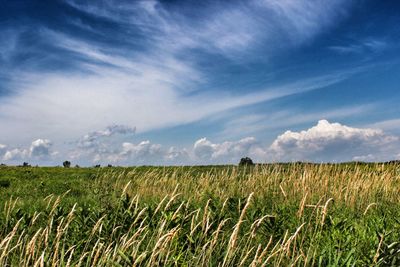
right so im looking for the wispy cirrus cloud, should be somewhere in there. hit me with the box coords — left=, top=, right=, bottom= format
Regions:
left=1, top=69, right=356, bottom=145
left=65, top=0, right=352, bottom=57
left=329, top=39, right=388, bottom=55
left=367, top=118, right=400, bottom=133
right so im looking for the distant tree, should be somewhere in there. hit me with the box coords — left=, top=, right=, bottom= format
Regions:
left=239, top=157, right=255, bottom=166
left=63, top=161, right=71, bottom=168
left=94, top=164, right=101, bottom=168
left=107, top=164, right=113, bottom=167
left=75, top=164, right=80, bottom=168
left=22, top=162, right=30, bottom=167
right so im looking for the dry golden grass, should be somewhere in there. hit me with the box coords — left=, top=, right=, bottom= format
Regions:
left=122, top=164, right=400, bottom=211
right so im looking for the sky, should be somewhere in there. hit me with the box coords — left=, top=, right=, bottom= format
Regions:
left=0, top=0, right=399, bottom=166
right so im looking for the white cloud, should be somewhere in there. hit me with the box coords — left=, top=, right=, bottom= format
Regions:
left=2, top=139, right=55, bottom=163
left=74, top=136, right=265, bottom=165
left=88, top=140, right=190, bottom=165
left=29, top=139, right=53, bottom=158
left=69, top=129, right=267, bottom=165
left=193, top=137, right=266, bottom=163
left=70, top=125, right=190, bottom=165
left=352, top=154, right=376, bottom=162
left=217, top=104, right=374, bottom=140
left=55, top=120, right=400, bottom=165
left=256, top=0, right=351, bottom=44
left=193, top=138, right=214, bottom=160
left=367, top=118, right=400, bottom=133
left=0, top=61, right=355, bottom=146
left=66, top=0, right=351, bottom=57
left=269, top=120, right=399, bottom=162
left=108, top=141, right=190, bottom=165
left=120, top=141, right=162, bottom=159
left=329, top=39, right=388, bottom=55
left=164, top=147, right=189, bottom=162
left=78, top=124, right=136, bottom=149
left=3, top=148, right=28, bottom=161
left=70, top=124, right=137, bottom=164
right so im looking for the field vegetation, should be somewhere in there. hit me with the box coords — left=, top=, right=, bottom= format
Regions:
left=1, top=163, right=400, bottom=266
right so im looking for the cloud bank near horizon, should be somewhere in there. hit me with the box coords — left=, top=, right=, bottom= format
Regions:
left=1, top=120, right=399, bottom=166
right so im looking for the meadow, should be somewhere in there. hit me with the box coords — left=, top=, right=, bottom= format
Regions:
left=0, top=163, right=400, bottom=266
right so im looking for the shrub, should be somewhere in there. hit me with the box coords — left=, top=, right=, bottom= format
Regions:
left=63, top=161, right=71, bottom=168
left=239, top=157, right=254, bottom=166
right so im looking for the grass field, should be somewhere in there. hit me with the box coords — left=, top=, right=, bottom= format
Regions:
left=1, top=163, right=400, bottom=266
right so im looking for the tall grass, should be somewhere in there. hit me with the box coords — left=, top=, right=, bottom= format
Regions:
left=1, top=163, right=400, bottom=266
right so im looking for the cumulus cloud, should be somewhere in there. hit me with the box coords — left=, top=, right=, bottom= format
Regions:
left=164, top=147, right=190, bottom=162
left=30, top=139, right=52, bottom=158
left=78, top=124, right=136, bottom=149
left=2, top=139, right=55, bottom=162
left=70, top=125, right=137, bottom=163
left=74, top=136, right=266, bottom=165
left=3, top=148, right=28, bottom=161
left=71, top=130, right=267, bottom=165
left=120, top=141, right=162, bottom=160
left=89, top=125, right=136, bottom=138
left=193, top=137, right=266, bottom=163
left=87, top=140, right=190, bottom=165
left=269, top=120, right=399, bottom=162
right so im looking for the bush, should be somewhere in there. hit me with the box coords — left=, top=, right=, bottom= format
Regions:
left=239, top=157, right=254, bottom=166
left=63, top=161, right=71, bottom=168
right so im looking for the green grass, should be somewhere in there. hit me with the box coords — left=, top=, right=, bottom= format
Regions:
left=0, top=163, right=400, bottom=266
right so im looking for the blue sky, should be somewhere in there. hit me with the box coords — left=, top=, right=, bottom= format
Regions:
left=0, top=0, right=399, bottom=165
